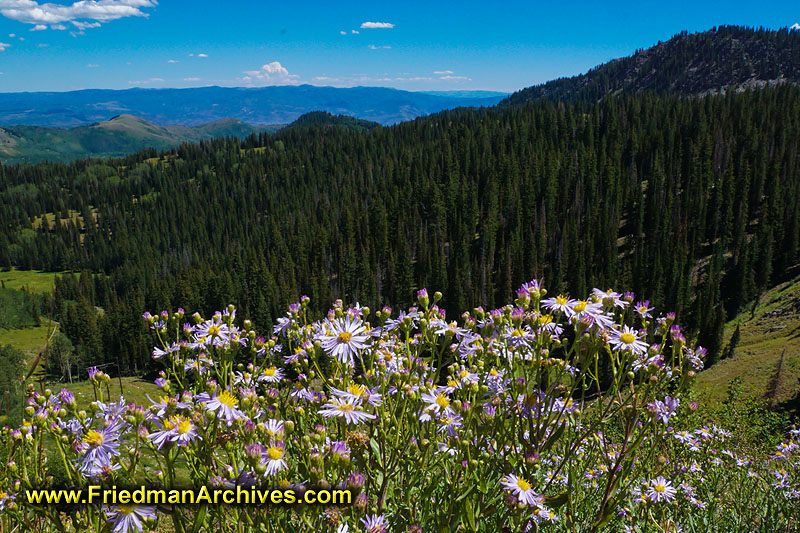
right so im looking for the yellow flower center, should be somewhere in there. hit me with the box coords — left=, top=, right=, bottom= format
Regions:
left=435, top=394, right=450, bottom=409
left=116, top=504, right=138, bottom=515
left=555, top=295, right=569, bottom=306
left=263, top=367, right=277, bottom=377
left=218, top=390, right=238, bottom=408
left=638, top=306, right=648, bottom=314
left=337, top=331, right=353, bottom=343
left=511, top=329, right=524, bottom=337
left=84, top=430, right=105, bottom=448
left=175, top=417, right=193, bottom=435
left=348, top=384, right=366, bottom=396
left=267, top=447, right=285, bottom=460
left=459, top=369, right=469, bottom=378
left=208, top=325, right=221, bottom=336
left=338, top=403, right=355, bottom=412
left=516, top=477, right=532, bottom=491
left=573, top=300, right=587, bottom=313
left=539, top=314, right=553, bottom=325
left=620, top=332, right=636, bottom=344
left=654, top=483, right=666, bottom=493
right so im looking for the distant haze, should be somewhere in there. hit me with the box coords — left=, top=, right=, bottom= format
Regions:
left=0, top=85, right=507, bottom=128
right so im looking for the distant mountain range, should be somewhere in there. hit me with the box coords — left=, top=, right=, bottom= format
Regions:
left=502, top=25, right=800, bottom=105
left=0, top=85, right=507, bottom=129
left=0, top=115, right=280, bottom=164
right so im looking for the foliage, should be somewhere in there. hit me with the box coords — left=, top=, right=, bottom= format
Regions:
left=1, top=85, right=799, bottom=376
left=1, top=282, right=798, bottom=532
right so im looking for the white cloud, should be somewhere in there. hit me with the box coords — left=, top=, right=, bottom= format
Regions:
left=86, top=63, right=98, bottom=67
left=439, top=75, right=471, bottom=81
left=339, top=30, right=346, bottom=35
left=434, top=70, right=454, bottom=75
left=30, top=24, right=46, bottom=30
left=183, top=77, right=200, bottom=81
left=36, top=42, right=47, bottom=46
left=368, top=44, right=391, bottom=50
left=72, top=20, right=101, bottom=31
left=351, top=29, right=359, bottom=34
left=0, top=41, right=9, bottom=51
left=167, top=59, right=178, bottom=63
left=791, top=23, right=800, bottom=31
left=51, top=23, right=66, bottom=29
left=197, top=53, right=208, bottom=58
left=0, top=0, right=156, bottom=31
left=360, top=21, right=394, bottom=29
left=241, top=60, right=299, bottom=86
left=8, top=33, right=14, bottom=37
left=128, top=77, right=163, bottom=85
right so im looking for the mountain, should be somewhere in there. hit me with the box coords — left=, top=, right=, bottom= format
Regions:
left=285, top=111, right=380, bottom=132
left=0, top=85, right=506, bottom=129
left=0, top=115, right=280, bottom=164
left=502, top=25, right=800, bottom=105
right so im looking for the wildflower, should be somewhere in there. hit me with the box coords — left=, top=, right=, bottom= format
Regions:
left=105, top=504, right=157, bottom=533
left=645, top=476, right=677, bottom=503
left=634, top=300, right=654, bottom=319
left=318, top=397, right=375, bottom=425
left=501, top=474, right=542, bottom=507
left=331, top=383, right=383, bottom=406
left=541, top=294, right=575, bottom=316
left=148, top=414, right=199, bottom=449
left=262, top=443, right=288, bottom=476
left=609, top=325, right=649, bottom=356
left=320, top=316, right=370, bottom=365
left=258, top=366, right=285, bottom=383
left=205, top=390, right=246, bottom=425
left=592, top=288, right=629, bottom=309
left=649, top=396, right=680, bottom=424
left=76, top=422, right=123, bottom=476
left=361, top=514, right=389, bottom=533
left=420, top=389, right=454, bottom=421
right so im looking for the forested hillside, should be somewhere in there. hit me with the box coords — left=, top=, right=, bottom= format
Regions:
left=1, top=85, right=798, bottom=373
left=502, top=26, right=800, bottom=105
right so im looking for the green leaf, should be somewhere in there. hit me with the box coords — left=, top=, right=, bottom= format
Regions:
left=544, top=491, right=569, bottom=508
left=465, top=497, right=476, bottom=532
left=591, top=497, right=618, bottom=530
left=369, top=438, right=382, bottom=466
left=456, top=484, right=475, bottom=502
left=191, top=504, right=208, bottom=533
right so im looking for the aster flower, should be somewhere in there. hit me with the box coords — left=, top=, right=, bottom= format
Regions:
left=542, top=294, right=575, bottom=316
left=649, top=396, right=680, bottom=424
left=331, top=383, right=383, bottom=406
left=148, top=414, right=199, bottom=449
left=592, top=288, right=629, bottom=309
left=501, top=474, right=542, bottom=507
left=608, top=325, right=649, bottom=356
left=318, top=397, right=375, bottom=425
left=105, top=504, right=157, bottom=533
left=634, top=300, right=654, bottom=319
left=645, top=476, right=677, bottom=503
left=258, top=366, right=285, bottom=383
left=204, top=389, right=246, bottom=426
left=319, top=316, right=370, bottom=365
left=262, top=443, right=288, bottom=476
left=420, top=389, right=454, bottom=422
left=361, top=514, right=388, bottom=533
left=76, top=424, right=123, bottom=476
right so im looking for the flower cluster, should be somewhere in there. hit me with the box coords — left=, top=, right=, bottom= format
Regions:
left=0, top=281, right=796, bottom=532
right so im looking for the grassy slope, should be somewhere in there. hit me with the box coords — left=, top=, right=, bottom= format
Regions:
left=0, top=268, right=61, bottom=293
left=696, top=275, right=800, bottom=404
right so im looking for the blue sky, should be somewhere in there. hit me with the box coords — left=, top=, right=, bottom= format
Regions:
left=0, top=1, right=798, bottom=93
